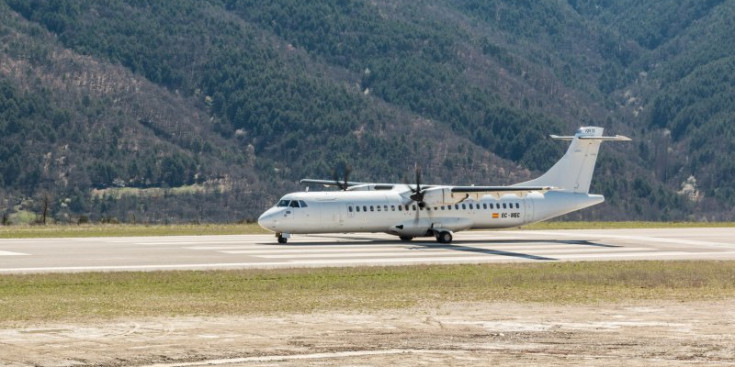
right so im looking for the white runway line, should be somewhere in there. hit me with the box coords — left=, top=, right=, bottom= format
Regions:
left=0, top=250, right=28, bottom=256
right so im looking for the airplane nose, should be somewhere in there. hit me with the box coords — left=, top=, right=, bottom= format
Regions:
left=257, top=210, right=277, bottom=231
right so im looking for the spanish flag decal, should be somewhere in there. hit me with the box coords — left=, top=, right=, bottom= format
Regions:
left=492, top=213, right=499, bottom=219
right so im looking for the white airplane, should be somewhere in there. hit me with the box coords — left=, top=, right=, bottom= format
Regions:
left=258, top=126, right=630, bottom=244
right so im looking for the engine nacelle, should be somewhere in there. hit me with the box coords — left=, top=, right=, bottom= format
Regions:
left=420, top=187, right=466, bottom=206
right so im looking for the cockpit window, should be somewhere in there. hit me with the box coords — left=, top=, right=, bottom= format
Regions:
left=290, top=200, right=300, bottom=208
left=299, top=200, right=308, bottom=208
left=277, top=200, right=290, bottom=207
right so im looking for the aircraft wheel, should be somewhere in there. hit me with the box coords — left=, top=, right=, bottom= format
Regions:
left=436, top=231, right=452, bottom=244
left=277, top=234, right=288, bottom=244
left=399, top=236, right=413, bottom=242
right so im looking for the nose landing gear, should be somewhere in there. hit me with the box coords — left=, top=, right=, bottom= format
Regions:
left=276, top=233, right=290, bottom=244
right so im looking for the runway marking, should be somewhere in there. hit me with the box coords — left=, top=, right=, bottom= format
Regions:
left=0, top=250, right=28, bottom=256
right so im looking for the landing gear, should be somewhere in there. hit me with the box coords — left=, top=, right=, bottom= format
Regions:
left=399, top=236, right=414, bottom=242
left=435, top=231, right=453, bottom=244
left=277, top=233, right=289, bottom=244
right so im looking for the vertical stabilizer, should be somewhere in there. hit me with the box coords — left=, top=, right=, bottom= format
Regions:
left=517, top=127, right=630, bottom=193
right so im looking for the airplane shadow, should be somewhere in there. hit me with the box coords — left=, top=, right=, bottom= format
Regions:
left=257, top=236, right=619, bottom=262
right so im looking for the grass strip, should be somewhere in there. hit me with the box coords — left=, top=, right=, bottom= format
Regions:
left=1, top=261, right=733, bottom=322
left=0, top=223, right=269, bottom=238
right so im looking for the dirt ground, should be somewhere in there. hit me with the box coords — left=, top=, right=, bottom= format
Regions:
left=1, top=300, right=734, bottom=367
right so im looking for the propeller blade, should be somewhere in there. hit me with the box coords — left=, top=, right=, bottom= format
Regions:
left=332, top=163, right=351, bottom=191
left=343, top=166, right=351, bottom=191
left=409, top=164, right=425, bottom=206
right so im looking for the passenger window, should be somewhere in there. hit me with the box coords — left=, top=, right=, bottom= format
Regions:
left=502, top=203, right=507, bottom=209
left=516, top=203, right=520, bottom=209
left=356, top=206, right=361, bottom=212
left=348, top=206, right=353, bottom=212
left=412, top=205, right=417, bottom=211
left=370, top=206, right=374, bottom=212
left=483, top=203, right=487, bottom=210
left=391, top=205, right=395, bottom=211
left=384, top=205, right=388, bottom=211
left=363, top=206, right=367, bottom=212
left=455, top=204, right=459, bottom=210
left=377, top=206, right=381, bottom=212
left=461, top=204, right=466, bottom=210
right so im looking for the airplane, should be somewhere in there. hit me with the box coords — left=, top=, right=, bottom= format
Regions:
left=258, top=126, right=630, bottom=244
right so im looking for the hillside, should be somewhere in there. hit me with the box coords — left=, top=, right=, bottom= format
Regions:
left=0, top=0, right=733, bottom=223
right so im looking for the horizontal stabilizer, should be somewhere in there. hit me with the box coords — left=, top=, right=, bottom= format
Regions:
left=550, top=135, right=631, bottom=141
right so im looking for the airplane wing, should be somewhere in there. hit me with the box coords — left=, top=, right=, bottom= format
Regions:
left=301, top=178, right=554, bottom=196
left=300, top=179, right=367, bottom=187
left=300, top=179, right=396, bottom=191
left=449, top=185, right=555, bottom=200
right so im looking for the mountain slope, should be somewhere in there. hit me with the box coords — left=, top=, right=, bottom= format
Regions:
left=1, top=0, right=733, bottom=222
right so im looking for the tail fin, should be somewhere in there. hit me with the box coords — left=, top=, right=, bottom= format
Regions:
left=517, top=127, right=630, bottom=193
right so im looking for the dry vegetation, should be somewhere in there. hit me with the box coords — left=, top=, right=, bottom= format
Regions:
left=1, top=261, right=733, bottom=322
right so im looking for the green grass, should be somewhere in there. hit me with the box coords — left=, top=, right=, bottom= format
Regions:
left=1, top=261, right=733, bottom=322
left=0, top=223, right=269, bottom=238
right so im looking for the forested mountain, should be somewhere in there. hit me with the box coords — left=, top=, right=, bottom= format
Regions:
left=0, top=0, right=732, bottom=223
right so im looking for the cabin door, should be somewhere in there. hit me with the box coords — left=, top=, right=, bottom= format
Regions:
left=524, top=198, right=534, bottom=223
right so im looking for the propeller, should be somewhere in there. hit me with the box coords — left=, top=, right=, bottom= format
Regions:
left=408, top=165, right=427, bottom=208
left=332, top=163, right=352, bottom=191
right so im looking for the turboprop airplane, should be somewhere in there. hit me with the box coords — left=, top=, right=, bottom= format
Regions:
left=258, top=126, right=630, bottom=244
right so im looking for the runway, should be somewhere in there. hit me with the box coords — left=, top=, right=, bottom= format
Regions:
left=1, top=228, right=734, bottom=273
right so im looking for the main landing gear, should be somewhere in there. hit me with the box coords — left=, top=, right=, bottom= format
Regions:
left=398, top=231, right=453, bottom=244
left=435, top=230, right=453, bottom=244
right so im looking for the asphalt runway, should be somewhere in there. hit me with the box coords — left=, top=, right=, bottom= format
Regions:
left=1, top=228, right=734, bottom=274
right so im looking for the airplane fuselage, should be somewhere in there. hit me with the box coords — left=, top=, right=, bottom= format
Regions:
left=258, top=188, right=603, bottom=237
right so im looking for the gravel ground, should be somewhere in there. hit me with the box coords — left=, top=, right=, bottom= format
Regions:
left=1, top=300, right=734, bottom=366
